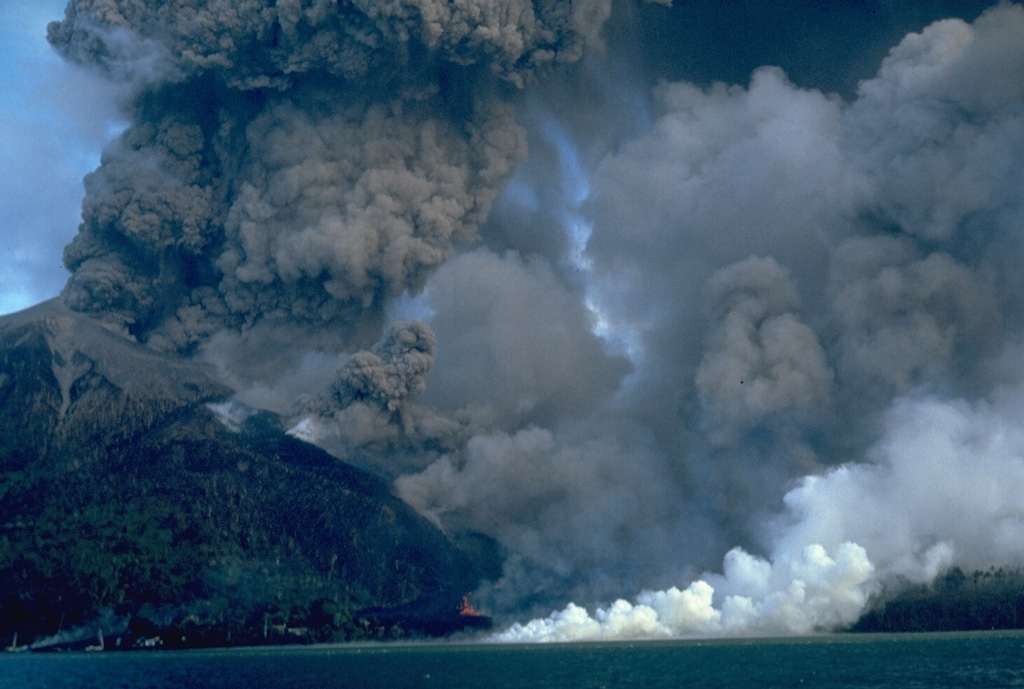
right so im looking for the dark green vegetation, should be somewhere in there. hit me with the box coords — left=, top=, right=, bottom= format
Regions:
left=851, top=566, right=1024, bottom=633
left=0, top=300, right=495, bottom=650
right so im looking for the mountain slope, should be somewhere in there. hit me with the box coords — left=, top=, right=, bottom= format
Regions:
left=0, top=300, right=493, bottom=648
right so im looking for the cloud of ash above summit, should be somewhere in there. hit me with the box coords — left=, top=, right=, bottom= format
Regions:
left=47, top=0, right=624, bottom=352
left=46, top=0, right=1024, bottom=638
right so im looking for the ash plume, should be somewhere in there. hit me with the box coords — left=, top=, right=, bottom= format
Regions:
left=41, top=0, right=1024, bottom=640
left=490, top=2, right=1024, bottom=639
left=324, top=320, right=435, bottom=413
left=696, top=256, right=832, bottom=447
left=418, top=249, right=630, bottom=428
left=47, top=0, right=622, bottom=351
left=295, top=319, right=463, bottom=468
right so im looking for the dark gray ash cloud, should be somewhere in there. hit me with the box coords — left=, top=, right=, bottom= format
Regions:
left=47, top=0, right=628, bottom=351
left=43, top=0, right=1024, bottom=638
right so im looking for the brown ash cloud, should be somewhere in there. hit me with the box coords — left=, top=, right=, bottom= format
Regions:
left=47, top=0, right=620, bottom=352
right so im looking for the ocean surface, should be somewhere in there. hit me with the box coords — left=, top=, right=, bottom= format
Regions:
left=2, top=631, right=1024, bottom=688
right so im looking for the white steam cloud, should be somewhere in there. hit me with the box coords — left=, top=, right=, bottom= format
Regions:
left=497, top=388, right=1024, bottom=641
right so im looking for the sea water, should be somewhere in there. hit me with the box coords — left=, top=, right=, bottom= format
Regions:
left=2, top=631, right=1024, bottom=688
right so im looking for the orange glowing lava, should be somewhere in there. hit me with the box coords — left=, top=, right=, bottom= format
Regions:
left=459, top=595, right=483, bottom=617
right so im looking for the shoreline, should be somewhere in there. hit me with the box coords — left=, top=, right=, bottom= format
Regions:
left=10, top=627, right=1024, bottom=655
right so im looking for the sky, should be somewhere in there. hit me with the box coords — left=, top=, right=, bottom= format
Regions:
left=0, top=0, right=123, bottom=316
left=7, top=0, right=1024, bottom=641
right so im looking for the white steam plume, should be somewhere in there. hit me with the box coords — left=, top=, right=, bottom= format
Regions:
left=495, top=387, right=1024, bottom=641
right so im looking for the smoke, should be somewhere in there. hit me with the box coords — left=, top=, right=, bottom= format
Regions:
left=47, top=0, right=629, bottom=351
left=696, top=256, right=832, bottom=447
left=494, top=542, right=874, bottom=641
left=485, top=1, right=1024, bottom=639
left=496, top=388, right=1024, bottom=641
left=418, top=249, right=629, bottom=427
left=323, top=320, right=435, bottom=412
left=829, top=238, right=999, bottom=400
left=395, top=419, right=698, bottom=613
left=44, top=0, right=1024, bottom=639
left=293, top=319, right=465, bottom=469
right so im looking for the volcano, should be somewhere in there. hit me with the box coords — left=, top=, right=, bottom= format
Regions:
left=0, top=299, right=496, bottom=648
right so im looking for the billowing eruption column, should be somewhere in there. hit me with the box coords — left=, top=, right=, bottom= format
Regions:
left=42, top=0, right=1024, bottom=639
left=47, top=0, right=614, bottom=351
left=490, top=2, right=1024, bottom=639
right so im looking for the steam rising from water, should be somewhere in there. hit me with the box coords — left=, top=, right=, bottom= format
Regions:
left=45, top=0, right=1024, bottom=638
left=496, top=388, right=1024, bottom=641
